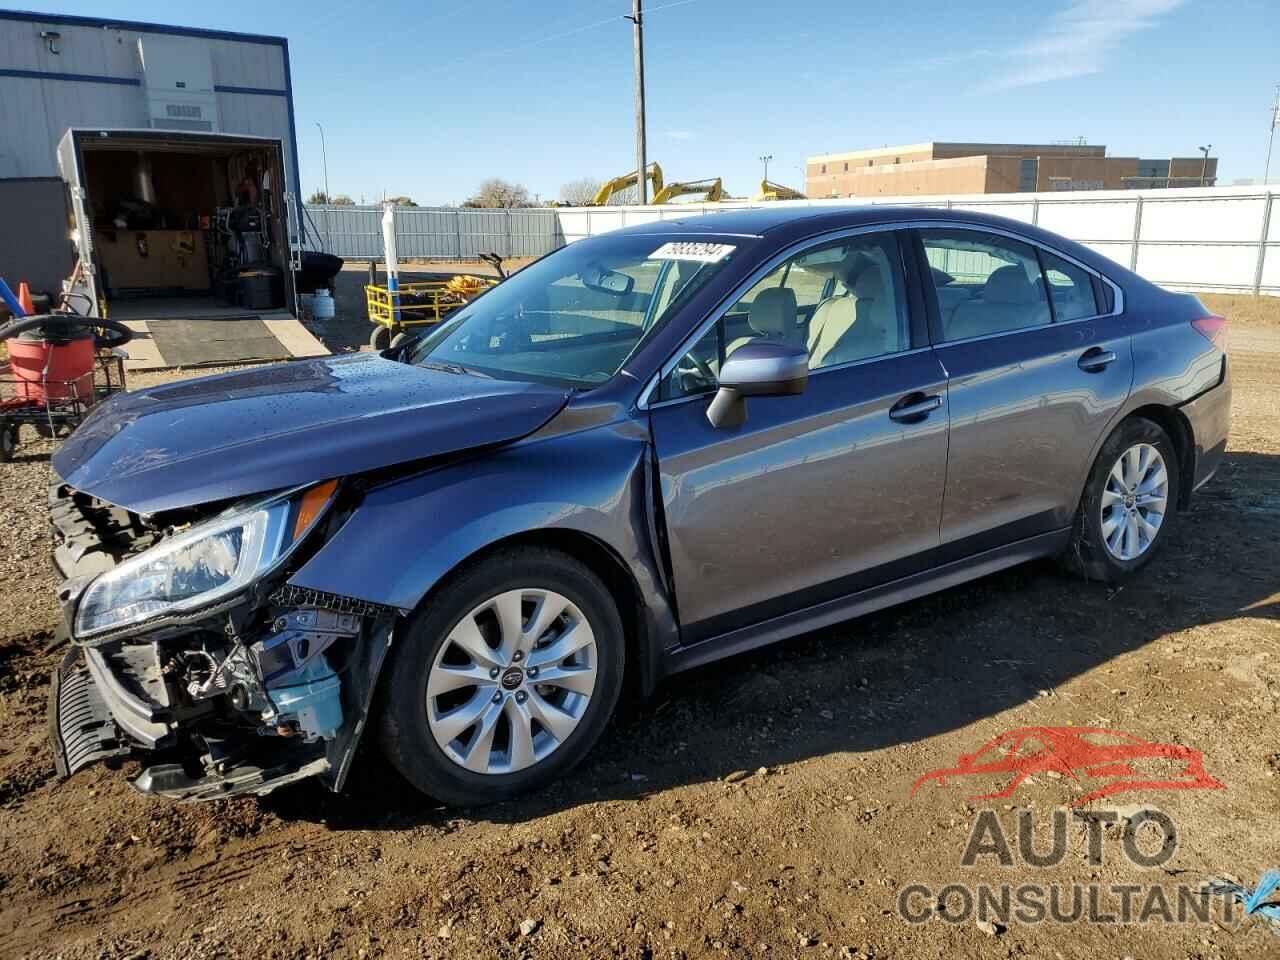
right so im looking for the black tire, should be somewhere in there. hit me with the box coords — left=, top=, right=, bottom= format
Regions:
left=0, top=422, right=14, bottom=462
left=389, top=332, right=412, bottom=350
left=378, top=546, right=625, bottom=806
left=1065, top=416, right=1180, bottom=582
left=369, top=325, right=392, bottom=351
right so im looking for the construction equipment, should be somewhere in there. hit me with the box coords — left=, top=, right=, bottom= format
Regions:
left=653, top=177, right=726, bottom=204
left=755, top=179, right=807, bottom=201
left=589, top=162, right=665, bottom=205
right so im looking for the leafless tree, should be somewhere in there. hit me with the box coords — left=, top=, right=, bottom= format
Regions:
left=559, top=177, right=604, bottom=206
left=465, top=178, right=532, bottom=209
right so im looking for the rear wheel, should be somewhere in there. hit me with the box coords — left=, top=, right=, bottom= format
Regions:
left=0, top=421, right=14, bottom=462
left=378, top=546, right=625, bottom=805
left=369, top=325, right=392, bottom=351
left=1065, top=417, right=1180, bottom=581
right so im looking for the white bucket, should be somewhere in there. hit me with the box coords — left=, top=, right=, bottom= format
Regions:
left=309, top=289, right=336, bottom=319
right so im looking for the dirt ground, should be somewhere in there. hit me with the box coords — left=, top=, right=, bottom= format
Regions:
left=0, top=296, right=1277, bottom=959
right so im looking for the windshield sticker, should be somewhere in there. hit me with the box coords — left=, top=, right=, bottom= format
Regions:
left=649, top=241, right=736, bottom=263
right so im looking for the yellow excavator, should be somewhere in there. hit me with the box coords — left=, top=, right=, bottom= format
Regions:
left=586, top=163, right=729, bottom=205
left=653, top=177, right=726, bottom=204
left=755, top=179, right=807, bottom=201
left=589, top=162, right=665, bottom=205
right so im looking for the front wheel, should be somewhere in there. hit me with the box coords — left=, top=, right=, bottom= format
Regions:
left=378, top=546, right=625, bottom=805
left=1065, top=417, right=1180, bottom=581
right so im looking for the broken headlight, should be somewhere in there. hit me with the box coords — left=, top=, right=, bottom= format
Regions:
left=74, top=482, right=337, bottom=639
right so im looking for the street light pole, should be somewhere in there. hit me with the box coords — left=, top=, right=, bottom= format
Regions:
left=315, top=122, right=330, bottom=200
left=1265, top=84, right=1280, bottom=184
left=625, top=1, right=648, bottom=204
left=315, top=121, right=331, bottom=251
left=759, top=154, right=772, bottom=184
left=1198, top=144, right=1212, bottom=187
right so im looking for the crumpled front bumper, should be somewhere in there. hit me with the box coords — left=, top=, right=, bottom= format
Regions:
left=46, top=482, right=397, bottom=801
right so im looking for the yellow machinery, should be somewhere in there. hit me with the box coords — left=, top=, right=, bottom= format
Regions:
left=366, top=274, right=498, bottom=348
left=589, top=162, right=665, bottom=205
left=653, top=177, right=726, bottom=204
left=755, top=179, right=807, bottom=201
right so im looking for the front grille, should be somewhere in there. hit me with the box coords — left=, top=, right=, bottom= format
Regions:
left=49, top=482, right=160, bottom=579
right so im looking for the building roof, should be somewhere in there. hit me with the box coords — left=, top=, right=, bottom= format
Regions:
left=0, top=8, right=287, bottom=46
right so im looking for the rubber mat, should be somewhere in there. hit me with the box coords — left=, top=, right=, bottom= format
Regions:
left=147, top=317, right=291, bottom=366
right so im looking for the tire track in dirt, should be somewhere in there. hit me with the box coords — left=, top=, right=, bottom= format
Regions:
left=0, top=828, right=335, bottom=956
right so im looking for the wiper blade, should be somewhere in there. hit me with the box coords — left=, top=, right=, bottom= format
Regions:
left=418, top=359, right=490, bottom=378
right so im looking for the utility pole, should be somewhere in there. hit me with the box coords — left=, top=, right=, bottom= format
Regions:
left=625, top=1, right=648, bottom=204
left=1198, top=144, right=1212, bottom=187
left=759, top=154, right=772, bottom=184
left=1266, top=83, right=1279, bottom=184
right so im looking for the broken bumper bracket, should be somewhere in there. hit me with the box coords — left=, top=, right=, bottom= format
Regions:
left=48, top=647, right=130, bottom=777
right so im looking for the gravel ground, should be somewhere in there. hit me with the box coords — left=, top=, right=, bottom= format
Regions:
left=0, top=309, right=1276, bottom=959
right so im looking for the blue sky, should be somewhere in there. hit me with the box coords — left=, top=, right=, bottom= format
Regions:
left=16, top=0, right=1280, bottom=203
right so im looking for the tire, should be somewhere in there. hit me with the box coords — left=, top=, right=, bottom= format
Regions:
left=378, top=546, right=625, bottom=806
left=369, top=325, right=392, bottom=351
left=0, top=422, right=14, bottom=462
left=1065, top=416, right=1180, bottom=582
left=389, top=332, right=412, bottom=350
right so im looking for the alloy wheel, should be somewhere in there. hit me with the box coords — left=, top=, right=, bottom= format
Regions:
left=1100, top=442, right=1169, bottom=561
left=425, top=588, right=598, bottom=775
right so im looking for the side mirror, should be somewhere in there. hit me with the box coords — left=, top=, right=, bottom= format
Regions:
left=706, top=340, right=808, bottom=428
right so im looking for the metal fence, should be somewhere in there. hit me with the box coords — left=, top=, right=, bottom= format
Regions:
left=306, top=186, right=1278, bottom=296
left=304, top=204, right=563, bottom=260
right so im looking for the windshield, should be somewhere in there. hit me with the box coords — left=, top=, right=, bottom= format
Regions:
left=409, top=234, right=740, bottom=386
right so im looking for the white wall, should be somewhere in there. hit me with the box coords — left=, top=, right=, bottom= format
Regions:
left=556, top=186, right=1279, bottom=297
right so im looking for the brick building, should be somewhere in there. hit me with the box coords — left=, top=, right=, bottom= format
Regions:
left=805, top=142, right=1218, bottom=197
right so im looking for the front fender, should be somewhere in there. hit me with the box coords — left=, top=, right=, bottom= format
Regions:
left=287, top=413, right=678, bottom=692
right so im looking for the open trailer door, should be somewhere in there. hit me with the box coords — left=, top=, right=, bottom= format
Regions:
left=55, top=130, right=100, bottom=317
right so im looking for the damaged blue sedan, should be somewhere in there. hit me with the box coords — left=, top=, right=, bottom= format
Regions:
left=48, top=208, right=1230, bottom=804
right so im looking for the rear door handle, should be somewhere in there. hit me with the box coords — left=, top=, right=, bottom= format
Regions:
left=1078, top=348, right=1117, bottom=372
left=889, top=393, right=942, bottom=423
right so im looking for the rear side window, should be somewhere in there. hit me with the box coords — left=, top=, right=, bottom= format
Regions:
left=1039, top=249, right=1098, bottom=321
left=921, top=230, right=1050, bottom=341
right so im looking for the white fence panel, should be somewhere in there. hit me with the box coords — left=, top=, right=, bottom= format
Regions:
left=305, top=187, right=1277, bottom=295
left=1139, top=195, right=1267, bottom=243
left=1036, top=198, right=1138, bottom=242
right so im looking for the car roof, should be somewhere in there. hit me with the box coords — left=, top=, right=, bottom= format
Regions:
left=603, top=204, right=1140, bottom=287
left=604, top=204, right=1026, bottom=238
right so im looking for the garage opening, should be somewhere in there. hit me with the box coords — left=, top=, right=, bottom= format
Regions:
left=77, top=138, right=292, bottom=322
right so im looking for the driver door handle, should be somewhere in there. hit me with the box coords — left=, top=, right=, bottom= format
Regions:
left=889, top=393, right=942, bottom=423
left=1078, top=347, right=1117, bottom=372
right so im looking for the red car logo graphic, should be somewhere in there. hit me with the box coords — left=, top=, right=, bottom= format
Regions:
left=911, top=726, right=1225, bottom=806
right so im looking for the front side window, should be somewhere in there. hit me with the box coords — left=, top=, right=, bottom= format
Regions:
left=922, top=230, right=1051, bottom=341
left=410, top=235, right=740, bottom=386
left=660, top=232, right=911, bottom=400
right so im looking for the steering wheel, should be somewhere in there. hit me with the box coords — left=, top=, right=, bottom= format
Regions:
left=673, top=352, right=717, bottom=391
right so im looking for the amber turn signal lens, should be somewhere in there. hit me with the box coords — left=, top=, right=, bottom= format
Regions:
left=292, top=479, right=338, bottom=541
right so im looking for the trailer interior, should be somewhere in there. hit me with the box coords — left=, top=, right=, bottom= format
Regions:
left=74, top=136, right=293, bottom=321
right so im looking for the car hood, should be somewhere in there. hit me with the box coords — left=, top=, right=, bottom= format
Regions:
left=53, top=354, right=572, bottom=514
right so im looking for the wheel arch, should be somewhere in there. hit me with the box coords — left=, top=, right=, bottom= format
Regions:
left=406, top=527, right=664, bottom=700
left=1122, top=404, right=1195, bottom=509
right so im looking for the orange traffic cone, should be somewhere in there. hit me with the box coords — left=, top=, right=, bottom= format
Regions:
left=17, top=282, right=35, bottom=316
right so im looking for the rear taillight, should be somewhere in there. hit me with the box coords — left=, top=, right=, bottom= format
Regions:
left=1191, top=314, right=1228, bottom=351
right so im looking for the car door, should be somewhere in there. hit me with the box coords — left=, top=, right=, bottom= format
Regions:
left=916, top=227, right=1132, bottom=548
left=646, top=229, right=949, bottom=646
